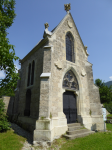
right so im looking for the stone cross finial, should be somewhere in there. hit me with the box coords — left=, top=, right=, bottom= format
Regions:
left=64, top=3, right=71, bottom=12
left=44, top=22, right=49, bottom=29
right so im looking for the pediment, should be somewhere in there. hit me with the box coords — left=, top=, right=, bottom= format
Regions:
left=51, top=12, right=89, bottom=57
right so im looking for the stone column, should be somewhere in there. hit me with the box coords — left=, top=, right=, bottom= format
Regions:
left=39, top=73, right=51, bottom=119
left=33, top=46, right=53, bottom=142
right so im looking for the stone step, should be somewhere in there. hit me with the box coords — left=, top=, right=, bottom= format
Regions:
left=63, top=131, right=95, bottom=140
left=68, top=126, right=82, bottom=131
left=67, top=123, right=81, bottom=127
left=67, top=129, right=90, bottom=135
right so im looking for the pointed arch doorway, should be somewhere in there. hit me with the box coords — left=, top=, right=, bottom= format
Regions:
left=63, top=70, right=79, bottom=124
left=63, top=91, right=77, bottom=123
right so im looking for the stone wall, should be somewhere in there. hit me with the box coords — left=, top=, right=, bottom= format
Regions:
left=0, top=96, right=15, bottom=117
left=49, top=13, right=90, bottom=118
left=18, top=46, right=44, bottom=118
left=13, top=40, right=49, bottom=132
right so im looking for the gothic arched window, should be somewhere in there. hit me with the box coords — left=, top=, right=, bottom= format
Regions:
left=24, top=89, right=31, bottom=116
left=66, top=32, right=75, bottom=62
left=27, top=63, right=31, bottom=87
left=63, top=70, right=79, bottom=90
left=31, top=60, right=35, bottom=85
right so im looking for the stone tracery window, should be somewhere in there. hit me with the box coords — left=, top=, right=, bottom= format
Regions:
left=66, top=32, right=75, bottom=63
left=63, top=70, right=79, bottom=90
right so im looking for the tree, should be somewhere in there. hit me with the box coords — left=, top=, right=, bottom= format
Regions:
left=0, top=0, right=20, bottom=97
left=0, top=99, right=10, bottom=132
left=95, top=79, right=112, bottom=104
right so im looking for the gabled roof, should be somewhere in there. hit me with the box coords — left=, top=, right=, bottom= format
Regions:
left=21, top=11, right=88, bottom=64
left=51, top=12, right=87, bottom=55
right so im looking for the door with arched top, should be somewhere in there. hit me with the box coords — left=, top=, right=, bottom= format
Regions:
left=63, top=91, right=77, bottom=124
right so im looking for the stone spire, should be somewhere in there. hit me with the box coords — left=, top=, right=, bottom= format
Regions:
left=64, top=3, right=71, bottom=13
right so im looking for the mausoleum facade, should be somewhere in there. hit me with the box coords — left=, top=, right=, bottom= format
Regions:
left=13, top=4, right=104, bottom=142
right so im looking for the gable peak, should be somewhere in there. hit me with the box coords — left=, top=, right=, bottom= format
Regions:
left=64, top=3, right=71, bottom=13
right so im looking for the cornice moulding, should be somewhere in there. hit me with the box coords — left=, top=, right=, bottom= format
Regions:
left=44, top=45, right=53, bottom=49
left=40, top=73, right=51, bottom=78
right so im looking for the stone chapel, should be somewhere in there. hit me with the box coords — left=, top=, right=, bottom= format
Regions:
left=12, top=4, right=104, bottom=143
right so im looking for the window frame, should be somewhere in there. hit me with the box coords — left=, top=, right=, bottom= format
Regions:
left=66, top=32, right=75, bottom=63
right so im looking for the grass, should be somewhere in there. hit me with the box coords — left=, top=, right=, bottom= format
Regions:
left=106, top=123, right=112, bottom=132
left=43, top=123, right=112, bottom=150
left=0, top=129, right=26, bottom=150
left=59, top=132, right=112, bottom=150
left=107, top=114, right=112, bottom=117
left=0, top=123, right=112, bottom=150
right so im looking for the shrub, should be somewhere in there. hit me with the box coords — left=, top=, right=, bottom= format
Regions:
left=0, top=99, right=10, bottom=132
left=104, top=103, right=112, bottom=114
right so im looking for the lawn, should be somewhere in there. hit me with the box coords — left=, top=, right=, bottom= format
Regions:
left=0, top=123, right=112, bottom=150
left=0, top=129, right=26, bottom=150
left=46, top=123, right=112, bottom=150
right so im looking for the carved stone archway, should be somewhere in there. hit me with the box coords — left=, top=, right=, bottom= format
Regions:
left=63, top=70, right=79, bottom=90
left=62, top=70, right=79, bottom=123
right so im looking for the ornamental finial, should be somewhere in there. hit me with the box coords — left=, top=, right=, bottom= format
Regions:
left=64, top=3, right=71, bottom=12
left=44, top=22, right=49, bottom=29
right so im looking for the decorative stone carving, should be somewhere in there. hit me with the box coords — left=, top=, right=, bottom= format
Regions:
left=67, top=21, right=72, bottom=28
left=81, top=68, right=86, bottom=77
left=44, top=22, right=49, bottom=29
left=84, top=45, right=89, bottom=56
left=43, top=22, right=52, bottom=38
left=63, top=70, right=79, bottom=90
left=54, top=60, right=62, bottom=69
left=64, top=3, right=71, bottom=12
left=74, top=91, right=79, bottom=96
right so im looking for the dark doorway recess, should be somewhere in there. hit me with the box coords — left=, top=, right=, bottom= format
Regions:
left=24, top=89, right=31, bottom=116
left=63, top=91, right=77, bottom=124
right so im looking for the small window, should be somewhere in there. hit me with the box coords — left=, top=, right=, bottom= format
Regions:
left=27, top=60, right=35, bottom=87
left=31, top=60, right=35, bottom=85
left=24, top=89, right=31, bottom=116
left=66, top=32, right=75, bottom=63
left=27, top=63, right=31, bottom=87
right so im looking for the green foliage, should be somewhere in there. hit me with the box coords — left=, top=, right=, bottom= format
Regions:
left=0, top=0, right=20, bottom=96
left=0, top=86, right=15, bottom=98
left=0, top=99, right=10, bottom=132
left=89, top=109, right=92, bottom=116
left=50, top=112, right=52, bottom=119
left=40, top=116, right=45, bottom=120
left=95, top=79, right=112, bottom=104
left=104, top=103, right=112, bottom=114
left=107, top=114, right=112, bottom=117
left=95, top=79, right=105, bottom=87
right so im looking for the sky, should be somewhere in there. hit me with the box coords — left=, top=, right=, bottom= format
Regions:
left=0, top=0, right=112, bottom=83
